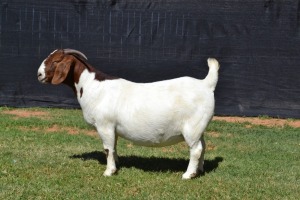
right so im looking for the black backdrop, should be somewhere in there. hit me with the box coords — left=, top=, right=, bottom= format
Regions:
left=0, top=0, right=299, bottom=118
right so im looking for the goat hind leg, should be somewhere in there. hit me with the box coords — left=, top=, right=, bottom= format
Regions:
left=198, top=136, right=206, bottom=173
left=182, top=141, right=203, bottom=179
left=113, top=135, right=119, bottom=167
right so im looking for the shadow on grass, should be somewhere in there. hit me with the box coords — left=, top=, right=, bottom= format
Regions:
left=70, top=151, right=223, bottom=174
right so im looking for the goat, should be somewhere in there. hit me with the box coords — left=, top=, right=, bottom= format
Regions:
left=37, top=49, right=220, bottom=179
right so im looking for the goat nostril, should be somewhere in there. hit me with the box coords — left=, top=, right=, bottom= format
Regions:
left=38, top=73, right=42, bottom=77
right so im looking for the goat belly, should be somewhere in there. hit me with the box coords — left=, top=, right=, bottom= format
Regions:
left=115, top=125, right=184, bottom=147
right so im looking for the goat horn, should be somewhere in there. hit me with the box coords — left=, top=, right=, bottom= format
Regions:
left=63, top=49, right=88, bottom=60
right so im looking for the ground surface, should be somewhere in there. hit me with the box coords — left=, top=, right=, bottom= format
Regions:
left=2, top=109, right=97, bottom=136
left=213, top=116, right=300, bottom=128
left=3, top=108, right=300, bottom=129
left=1, top=108, right=299, bottom=199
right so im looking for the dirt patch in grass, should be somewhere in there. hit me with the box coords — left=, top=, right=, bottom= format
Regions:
left=207, top=131, right=221, bottom=138
left=18, top=125, right=97, bottom=137
left=213, top=116, right=300, bottom=128
left=206, top=141, right=216, bottom=151
left=3, top=109, right=49, bottom=119
left=45, top=125, right=98, bottom=137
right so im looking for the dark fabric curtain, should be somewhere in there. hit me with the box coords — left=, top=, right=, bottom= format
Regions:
left=0, top=0, right=299, bottom=118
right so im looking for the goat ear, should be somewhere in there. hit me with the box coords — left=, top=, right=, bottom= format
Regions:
left=51, top=59, right=73, bottom=85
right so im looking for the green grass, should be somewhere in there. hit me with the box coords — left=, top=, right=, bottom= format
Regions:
left=0, top=107, right=299, bottom=199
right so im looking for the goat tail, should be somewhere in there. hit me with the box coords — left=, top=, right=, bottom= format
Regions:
left=204, top=58, right=220, bottom=91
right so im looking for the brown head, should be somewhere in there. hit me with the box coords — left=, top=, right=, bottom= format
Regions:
left=37, top=49, right=116, bottom=93
left=37, top=49, right=88, bottom=85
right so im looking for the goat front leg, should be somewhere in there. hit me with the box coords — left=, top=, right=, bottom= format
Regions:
left=96, top=126, right=118, bottom=177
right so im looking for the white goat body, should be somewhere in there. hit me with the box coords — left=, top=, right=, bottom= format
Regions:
left=76, top=72, right=214, bottom=147
left=37, top=49, right=220, bottom=179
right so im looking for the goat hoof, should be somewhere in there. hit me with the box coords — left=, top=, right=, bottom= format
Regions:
left=103, top=168, right=117, bottom=177
left=182, top=172, right=197, bottom=180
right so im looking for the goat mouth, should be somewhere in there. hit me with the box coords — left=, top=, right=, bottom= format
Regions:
left=38, top=77, right=48, bottom=83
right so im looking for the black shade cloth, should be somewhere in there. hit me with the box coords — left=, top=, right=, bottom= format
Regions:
left=1, top=0, right=299, bottom=118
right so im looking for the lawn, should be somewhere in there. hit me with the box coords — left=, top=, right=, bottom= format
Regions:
left=0, top=107, right=299, bottom=199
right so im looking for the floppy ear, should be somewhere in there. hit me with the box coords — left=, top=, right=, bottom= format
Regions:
left=51, top=58, right=73, bottom=85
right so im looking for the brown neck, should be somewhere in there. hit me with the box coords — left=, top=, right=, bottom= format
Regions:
left=62, top=56, right=118, bottom=95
